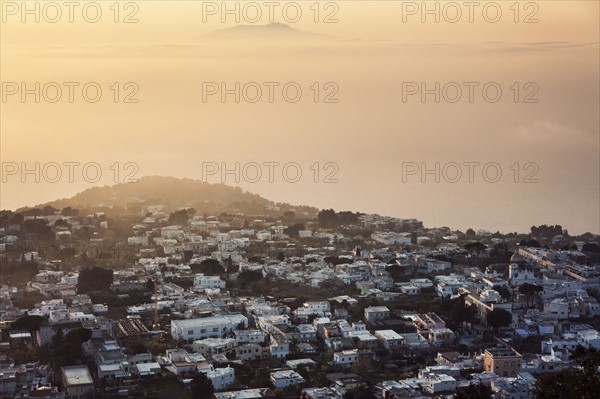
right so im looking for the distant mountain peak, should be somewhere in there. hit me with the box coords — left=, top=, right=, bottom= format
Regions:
left=202, top=22, right=325, bottom=41
left=263, top=22, right=293, bottom=29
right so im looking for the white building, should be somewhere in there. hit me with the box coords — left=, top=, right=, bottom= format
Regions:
left=298, top=230, right=313, bottom=238
left=161, top=226, right=184, bottom=239
left=69, top=312, right=96, bottom=322
left=128, top=236, right=149, bottom=246
left=509, top=263, right=539, bottom=287
left=49, top=309, right=69, bottom=322
left=397, top=283, right=419, bottom=295
left=374, top=330, right=404, bottom=350
left=423, top=374, right=457, bottom=393
left=61, top=273, right=79, bottom=285
left=577, top=329, right=600, bottom=350
left=270, top=370, right=305, bottom=388
left=295, top=324, right=317, bottom=342
left=419, top=258, right=452, bottom=273
left=34, top=270, right=64, bottom=283
left=194, top=274, right=226, bottom=290
left=436, top=280, right=463, bottom=298
left=206, top=366, right=235, bottom=391
left=541, top=337, right=578, bottom=354
left=269, top=334, right=289, bottom=359
left=371, top=232, right=411, bottom=245
left=350, top=330, right=379, bottom=348
left=364, top=306, right=390, bottom=323
left=544, top=299, right=569, bottom=320
left=256, top=231, right=272, bottom=241
left=234, top=329, right=266, bottom=344
left=192, top=338, right=237, bottom=358
left=236, top=343, right=265, bottom=361
left=333, top=350, right=359, bottom=366
left=295, top=301, right=331, bottom=318
left=171, top=315, right=248, bottom=342
left=40, top=299, right=67, bottom=316
left=428, top=328, right=455, bottom=346
left=411, top=278, right=434, bottom=288
left=61, top=366, right=94, bottom=399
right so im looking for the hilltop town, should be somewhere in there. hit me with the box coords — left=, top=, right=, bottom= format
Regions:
left=1, top=184, right=599, bottom=399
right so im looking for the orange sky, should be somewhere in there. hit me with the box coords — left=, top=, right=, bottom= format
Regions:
left=1, top=1, right=599, bottom=234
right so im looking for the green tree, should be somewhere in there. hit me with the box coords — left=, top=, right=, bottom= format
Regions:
left=519, top=283, right=543, bottom=308
left=43, top=205, right=58, bottom=215
left=54, top=218, right=69, bottom=228
left=587, top=288, right=600, bottom=302
left=486, top=308, right=512, bottom=331
left=66, top=327, right=92, bottom=343
left=318, top=209, right=338, bottom=228
left=493, top=285, right=512, bottom=300
left=345, top=385, right=375, bottom=399
left=227, top=262, right=240, bottom=273
left=11, top=315, right=45, bottom=334
left=534, top=346, right=600, bottom=399
left=183, top=250, right=194, bottom=263
left=317, top=209, right=358, bottom=228
left=190, top=259, right=225, bottom=275
left=465, top=228, right=476, bottom=240
left=448, top=297, right=476, bottom=327
left=52, top=327, right=91, bottom=367
left=23, top=218, right=53, bottom=239
left=519, top=239, right=540, bottom=248
left=0, top=210, right=24, bottom=227
left=253, top=367, right=271, bottom=388
left=237, top=270, right=263, bottom=289
left=283, top=223, right=305, bottom=237
left=51, top=327, right=65, bottom=347
left=78, top=266, right=113, bottom=293
left=61, top=207, right=79, bottom=216
left=464, top=242, right=486, bottom=257
left=582, top=243, right=600, bottom=253
left=455, top=382, right=492, bottom=399
left=191, top=372, right=214, bottom=399
left=168, top=208, right=196, bottom=225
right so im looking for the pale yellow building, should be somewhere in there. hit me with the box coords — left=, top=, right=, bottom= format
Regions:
left=484, top=347, right=522, bottom=377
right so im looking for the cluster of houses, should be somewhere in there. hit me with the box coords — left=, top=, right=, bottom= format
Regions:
left=1, top=207, right=599, bottom=398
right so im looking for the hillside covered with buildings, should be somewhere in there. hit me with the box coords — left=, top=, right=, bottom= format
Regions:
left=1, top=178, right=599, bottom=399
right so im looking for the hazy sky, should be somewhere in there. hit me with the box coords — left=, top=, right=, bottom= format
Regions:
left=1, top=1, right=599, bottom=234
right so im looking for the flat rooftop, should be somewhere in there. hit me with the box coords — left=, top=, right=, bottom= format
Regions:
left=485, top=347, right=521, bottom=357
left=172, top=314, right=246, bottom=328
left=62, top=366, right=93, bottom=386
left=366, top=306, right=390, bottom=312
left=375, top=330, right=403, bottom=340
